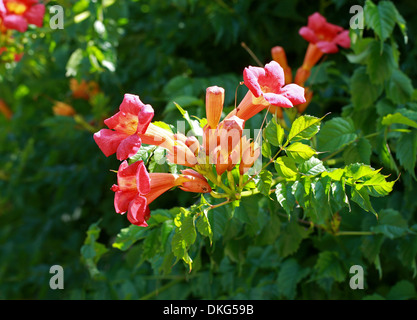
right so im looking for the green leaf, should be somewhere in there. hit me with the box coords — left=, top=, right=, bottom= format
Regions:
left=357, top=173, right=395, bottom=197
left=342, top=137, right=372, bottom=165
left=351, top=185, right=378, bottom=216
left=174, top=102, right=203, bottom=136
left=371, top=209, right=409, bottom=239
left=171, top=232, right=192, bottom=271
left=318, top=117, right=357, bottom=153
left=112, top=225, right=148, bottom=251
left=255, top=212, right=281, bottom=246
left=366, top=41, right=396, bottom=84
left=314, top=251, right=346, bottom=282
left=382, top=112, right=417, bottom=129
left=181, top=213, right=197, bottom=247
left=288, top=115, right=322, bottom=142
left=298, top=157, right=327, bottom=176
left=274, top=156, right=298, bottom=178
left=264, top=117, right=285, bottom=147
left=285, top=142, right=316, bottom=163
left=196, top=211, right=213, bottom=244
left=386, top=69, right=414, bottom=105
left=276, top=219, right=311, bottom=257
left=386, top=280, right=417, bottom=300
left=257, top=170, right=273, bottom=198
left=396, top=130, right=417, bottom=179
left=350, top=67, right=383, bottom=110
left=275, top=182, right=295, bottom=216
left=364, top=0, right=397, bottom=42
left=277, top=259, right=310, bottom=299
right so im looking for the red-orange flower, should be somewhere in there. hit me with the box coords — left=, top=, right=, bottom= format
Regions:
left=94, top=94, right=154, bottom=160
left=0, top=0, right=45, bottom=33
left=226, top=61, right=305, bottom=122
left=299, top=12, right=350, bottom=54
left=111, top=160, right=211, bottom=227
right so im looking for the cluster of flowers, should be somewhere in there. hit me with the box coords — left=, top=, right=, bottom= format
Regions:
left=94, top=12, right=350, bottom=227
left=0, top=0, right=45, bottom=62
left=270, top=12, right=350, bottom=115
left=94, top=60, right=306, bottom=226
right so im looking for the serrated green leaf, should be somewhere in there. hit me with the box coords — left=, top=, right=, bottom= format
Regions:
left=288, top=115, right=322, bottom=142
left=366, top=41, right=396, bottom=84
left=181, top=214, right=197, bottom=247
left=264, top=117, right=285, bottom=147
left=275, top=182, right=295, bottom=216
left=318, top=117, right=357, bottom=153
left=357, top=173, right=395, bottom=197
left=257, top=170, right=273, bottom=198
left=277, top=259, right=310, bottom=299
left=396, top=130, right=417, bottom=179
left=171, top=232, right=192, bottom=271
left=386, top=280, right=417, bottom=300
left=112, top=225, right=148, bottom=251
left=274, top=156, right=298, bottom=178
left=299, top=157, right=327, bottom=176
left=351, top=185, right=378, bottom=216
left=386, top=69, right=414, bottom=105
left=314, top=251, right=346, bottom=282
left=342, top=137, right=372, bottom=165
left=196, top=211, right=213, bottom=244
left=350, top=67, right=383, bottom=110
left=371, top=209, right=409, bottom=239
left=286, top=142, right=316, bottom=163
left=345, top=163, right=380, bottom=181
left=276, top=219, right=311, bottom=257
left=364, top=0, right=397, bottom=42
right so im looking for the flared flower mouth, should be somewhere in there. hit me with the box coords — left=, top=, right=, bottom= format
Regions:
left=111, top=160, right=211, bottom=227
left=226, top=61, right=306, bottom=121
left=299, top=12, right=350, bottom=54
left=93, top=94, right=154, bottom=160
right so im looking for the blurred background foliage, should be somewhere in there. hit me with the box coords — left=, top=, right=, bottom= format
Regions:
left=1, top=0, right=417, bottom=299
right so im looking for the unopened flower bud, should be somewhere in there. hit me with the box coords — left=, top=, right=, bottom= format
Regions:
left=205, top=86, right=225, bottom=129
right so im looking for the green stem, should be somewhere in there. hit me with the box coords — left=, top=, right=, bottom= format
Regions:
left=335, top=231, right=375, bottom=236
left=139, top=278, right=183, bottom=300
left=210, top=199, right=232, bottom=210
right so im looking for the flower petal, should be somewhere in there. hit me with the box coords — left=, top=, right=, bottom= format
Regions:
left=114, top=189, right=137, bottom=214
left=316, top=41, right=339, bottom=54
left=116, top=160, right=141, bottom=191
left=136, top=103, right=154, bottom=134
left=299, top=26, right=319, bottom=44
left=104, top=94, right=145, bottom=135
left=116, top=134, right=142, bottom=160
left=334, top=30, right=351, bottom=48
left=127, top=194, right=149, bottom=227
left=3, top=14, right=28, bottom=32
left=24, top=4, right=45, bottom=27
left=243, top=67, right=264, bottom=97
left=279, top=84, right=306, bottom=105
left=136, top=161, right=151, bottom=195
left=263, top=92, right=294, bottom=108
left=93, top=128, right=129, bottom=157
left=263, top=60, right=286, bottom=91
left=308, top=12, right=327, bottom=31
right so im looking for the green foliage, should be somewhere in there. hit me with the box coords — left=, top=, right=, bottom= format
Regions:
left=1, top=0, right=417, bottom=301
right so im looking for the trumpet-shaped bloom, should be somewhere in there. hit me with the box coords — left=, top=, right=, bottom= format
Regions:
left=226, top=61, right=305, bottom=121
left=271, top=46, right=292, bottom=84
left=93, top=94, right=154, bottom=160
left=205, top=86, right=225, bottom=129
left=0, top=0, right=45, bottom=32
left=111, top=161, right=211, bottom=226
left=299, top=12, right=350, bottom=54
